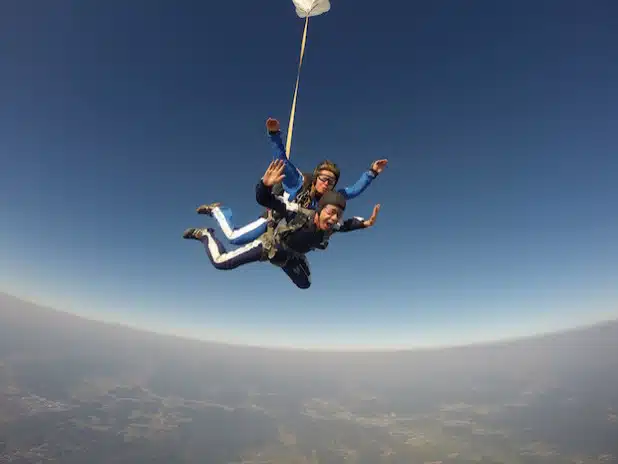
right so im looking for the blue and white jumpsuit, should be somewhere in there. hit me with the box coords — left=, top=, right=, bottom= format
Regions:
left=210, top=130, right=377, bottom=245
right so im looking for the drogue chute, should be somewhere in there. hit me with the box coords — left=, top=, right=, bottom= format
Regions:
left=292, top=0, right=331, bottom=18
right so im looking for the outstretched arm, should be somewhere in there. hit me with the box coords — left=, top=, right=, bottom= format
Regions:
left=337, top=159, right=388, bottom=200
left=335, top=204, right=382, bottom=233
left=266, top=118, right=304, bottom=195
left=337, top=170, right=376, bottom=200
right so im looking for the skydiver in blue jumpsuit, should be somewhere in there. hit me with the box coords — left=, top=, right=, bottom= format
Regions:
left=195, top=118, right=388, bottom=245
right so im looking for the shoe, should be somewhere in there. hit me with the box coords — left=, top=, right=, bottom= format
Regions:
left=182, top=227, right=214, bottom=241
left=182, top=228, right=203, bottom=240
left=196, top=202, right=221, bottom=216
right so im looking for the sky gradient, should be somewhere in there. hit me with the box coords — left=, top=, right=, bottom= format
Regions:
left=1, top=0, right=617, bottom=349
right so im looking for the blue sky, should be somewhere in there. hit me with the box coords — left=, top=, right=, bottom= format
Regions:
left=1, top=0, right=617, bottom=350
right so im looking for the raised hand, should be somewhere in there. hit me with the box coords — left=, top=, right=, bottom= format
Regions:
left=371, top=159, right=388, bottom=174
left=363, top=204, right=381, bottom=227
left=262, top=159, right=286, bottom=187
left=266, top=118, right=281, bottom=133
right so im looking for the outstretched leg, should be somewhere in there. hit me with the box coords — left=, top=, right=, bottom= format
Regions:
left=197, top=203, right=268, bottom=246
left=183, top=228, right=263, bottom=270
left=280, top=254, right=311, bottom=289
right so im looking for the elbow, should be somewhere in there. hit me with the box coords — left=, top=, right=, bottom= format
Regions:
left=342, top=186, right=363, bottom=200
left=255, top=194, right=267, bottom=208
left=255, top=182, right=267, bottom=205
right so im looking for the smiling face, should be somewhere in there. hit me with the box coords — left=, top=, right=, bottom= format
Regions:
left=315, top=204, right=343, bottom=231
left=314, top=169, right=338, bottom=195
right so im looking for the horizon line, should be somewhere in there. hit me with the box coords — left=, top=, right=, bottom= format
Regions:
left=2, top=290, right=617, bottom=354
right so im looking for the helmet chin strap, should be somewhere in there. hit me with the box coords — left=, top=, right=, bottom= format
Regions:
left=313, top=211, right=326, bottom=230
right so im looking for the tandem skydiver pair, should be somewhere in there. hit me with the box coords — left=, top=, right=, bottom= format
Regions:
left=183, top=118, right=387, bottom=289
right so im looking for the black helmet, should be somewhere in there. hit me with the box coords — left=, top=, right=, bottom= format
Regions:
left=317, top=190, right=346, bottom=212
